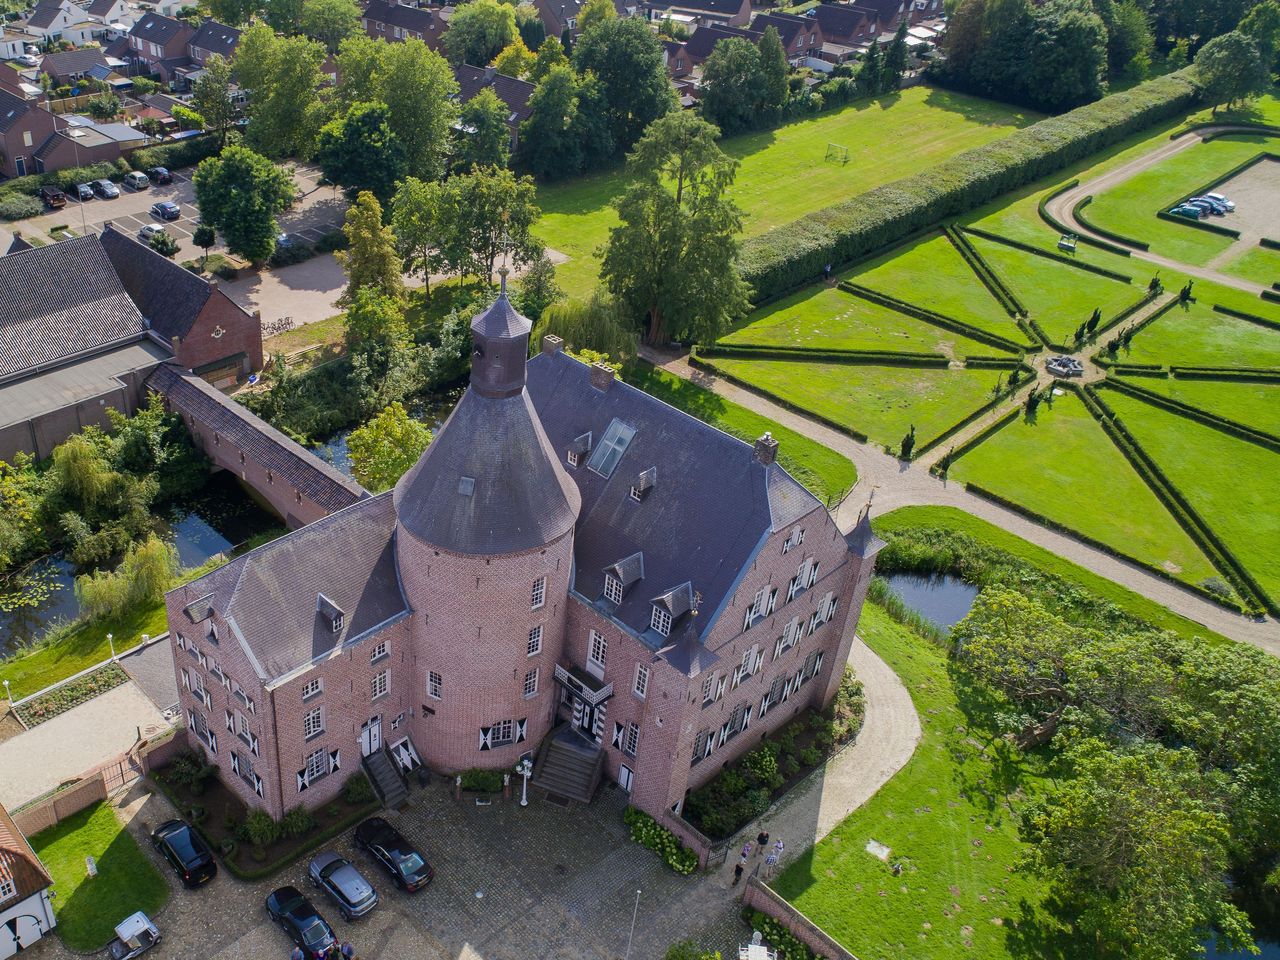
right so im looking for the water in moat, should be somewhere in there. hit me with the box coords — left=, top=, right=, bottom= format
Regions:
left=0, top=472, right=278, bottom=651
left=310, top=391, right=458, bottom=478
left=883, top=572, right=980, bottom=631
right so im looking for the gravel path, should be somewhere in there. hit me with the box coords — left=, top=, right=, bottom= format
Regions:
left=639, top=346, right=1280, bottom=655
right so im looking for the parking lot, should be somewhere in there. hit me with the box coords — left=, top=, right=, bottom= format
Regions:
left=27, top=777, right=749, bottom=960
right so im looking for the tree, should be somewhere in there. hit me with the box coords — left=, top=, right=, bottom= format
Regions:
left=389, top=176, right=443, bottom=284
left=1196, top=30, right=1269, bottom=113
left=194, top=145, right=296, bottom=263
left=883, top=20, right=910, bottom=90
left=1105, top=0, right=1154, bottom=77
left=191, top=53, right=236, bottom=147
left=664, top=942, right=722, bottom=960
left=87, top=93, right=121, bottom=120
left=208, top=0, right=258, bottom=25
left=513, top=254, right=563, bottom=321
left=149, top=230, right=180, bottom=258
left=431, top=165, right=543, bottom=280
left=1022, top=739, right=1255, bottom=959
left=130, top=76, right=159, bottom=96
left=528, top=35, right=568, bottom=82
left=519, top=64, right=581, bottom=179
left=346, top=401, right=432, bottom=492
left=514, top=3, right=546, bottom=49
left=265, top=0, right=305, bottom=33
left=443, top=0, right=516, bottom=66
left=333, top=34, right=384, bottom=109
left=300, top=0, right=360, bottom=53
left=171, top=104, right=205, bottom=131
left=578, top=0, right=616, bottom=32
left=236, top=28, right=331, bottom=159
left=600, top=111, right=750, bottom=345
left=75, top=534, right=178, bottom=620
left=193, top=223, right=216, bottom=265
left=337, top=191, right=404, bottom=305
left=571, top=71, right=615, bottom=169
left=531, top=287, right=634, bottom=361
left=453, top=87, right=511, bottom=173
left=316, top=100, right=407, bottom=204
left=1023, top=0, right=1107, bottom=112
left=757, top=25, right=789, bottom=114
left=377, top=39, right=459, bottom=180
left=493, top=36, right=535, bottom=78
left=572, top=17, right=674, bottom=154
left=1241, top=0, right=1280, bottom=68
left=899, top=425, right=915, bottom=459
left=343, top=287, right=408, bottom=356
left=857, top=39, right=884, bottom=95
left=699, top=38, right=766, bottom=135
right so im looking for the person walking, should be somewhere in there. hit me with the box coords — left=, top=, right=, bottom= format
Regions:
left=756, top=830, right=770, bottom=854
left=733, top=855, right=747, bottom=885
left=763, top=850, right=779, bottom=879
left=774, top=838, right=785, bottom=859
left=742, top=840, right=752, bottom=859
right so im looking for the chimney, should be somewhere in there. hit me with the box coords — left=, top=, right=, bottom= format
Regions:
left=589, top=362, right=614, bottom=392
left=541, top=334, right=563, bottom=356
left=484, top=64, right=497, bottom=81
left=207, top=278, right=218, bottom=289
left=753, top=431, right=778, bottom=466
left=171, top=335, right=181, bottom=354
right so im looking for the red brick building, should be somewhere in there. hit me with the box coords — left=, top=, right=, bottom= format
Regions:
left=163, top=284, right=880, bottom=824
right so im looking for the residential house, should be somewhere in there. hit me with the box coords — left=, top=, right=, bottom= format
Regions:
left=750, top=11, right=822, bottom=63
left=0, top=25, right=41, bottom=61
left=661, top=37, right=691, bottom=79
left=532, top=0, right=582, bottom=39
left=188, top=19, right=240, bottom=64
left=85, top=0, right=136, bottom=32
left=126, top=12, right=195, bottom=83
left=0, top=802, right=56, bottom=960
left=360, top=0, right=450, bottom=50
left=454, top=64, right=534, bottom=150
left=19, top=0, right=80, bottom=41
left=682, top=22, right=760, bottom=67
left=645, top=0, right=752, bottom=29
left=811, top=2, right=876, bottom=61
left=0, top=88, right=61, bottom=178
left=39, top=46, right=110, bottom=86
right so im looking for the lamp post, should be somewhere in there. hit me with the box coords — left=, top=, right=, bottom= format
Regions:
left=515, top=757, right=533, bottom=807
left=623, top=888, right=641, bottom=960
left=107, top=632, right=116, bottom=662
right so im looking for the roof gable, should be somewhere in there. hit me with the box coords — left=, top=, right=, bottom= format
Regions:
left=99, top=224, right=216, bottom=341
left=189, top=18, right=240, bottom=52
left=0, top=802, right=52, bottom=902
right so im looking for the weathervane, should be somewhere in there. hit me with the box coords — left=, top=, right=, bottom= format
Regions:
left=497, top=229, right=514, bottom=291
left=690, top=590, right=703, bottom=617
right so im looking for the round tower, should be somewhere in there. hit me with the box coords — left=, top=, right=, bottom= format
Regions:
left=394, top=276, right=581, bottom=773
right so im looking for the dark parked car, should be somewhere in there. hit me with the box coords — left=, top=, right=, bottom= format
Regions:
left=151, top=200, right=181, bottom=221
left=36, top=185, right=66, bottom=209
left=146, top=166, right=172, bottom=184
left=353, top=817, right=433, bottom=892
left=265, top=887, right=338, bottom=960
left=91, top=178, right=119, bottom=199
left=74, top=183, right=94, bottom=202
left=150, top=820, right=216, bottom=888
left=307, top=852, right=378, bottom=920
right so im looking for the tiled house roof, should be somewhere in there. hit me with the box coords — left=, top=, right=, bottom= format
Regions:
left=146, top=363, right=366, bottom=514
left=99, top=223, right=223, bottom=343
left=39, top=46, right=109, bottom=80
left=0, top=88, right=36, bottom=134
left=188, top=18, right=240, bottom=55
left=86, top=0, right=122, bottom=18
left=812, top=2, right=872, bottom=41
left=684, top=23, right=760, bottom=61
left=454, top=65, right=535, bottom=127
left=0, top=802, right=52, bottom=902
left=362, top=0, right=445, bottom=35
left=129, top=12, right=189, bottom=45
left=26, top=0, right=69, bottom=30
left=0, top=235, right=145, bottom=381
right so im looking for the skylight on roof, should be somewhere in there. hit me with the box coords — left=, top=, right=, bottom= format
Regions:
left=458, top=476, right=475, bottom=497
left=587, top=419, right=635, bottom=479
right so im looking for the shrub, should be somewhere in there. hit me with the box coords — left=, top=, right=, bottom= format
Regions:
left=269, top=239, right=315, bottom=267
left=343, top=773, right=377, bottom=805
left=242, top=808, right=279, bottom=848
left=280, top=805, right=316, bottom=839
left=739, top=70, right=1201, bottom=301
left=165, top=749, right=217, bottom=795
left=212, top=262, right=239, bottom=281
left=744, top=909, right=817, bottom=960
left=782, top=754, right=800, bottom=777
left=219, top=837, right=237, bottom=857
left=314, top=229, right=349, bottom=253
left=622, top=807, right=699, bottom=874
left=459, top=768, right=504, bottom=793
left=741, top=746, right=782, bottom=791
left=799, top=745, right=823, bottom=767
left=129, top=132, right=228, bottom=173
left=0, top=194, right=43, bottom=221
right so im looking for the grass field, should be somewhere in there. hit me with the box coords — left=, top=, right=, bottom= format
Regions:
left=1221, top=244, right=1280, bottom=286
left=535, top=87, right=1041, bottom=297
left=1101, top=388, right=1280, bottom=606
left=704, top=356, right=1003, bottom=450
left=1083, top=134, right=1276, bottom=265
left=949, top=391, right=1220, bottom=588
left=965, top=233, right=1139, bottom=344
left=872, top=505, right=1233, bottom=644
left=1116, top=374, right=1280, bottom=436
left=719, top=285, right=1010, bottom=357
left=31, top=802, right=169, bottom=951
left=1119, top=300, right=1280, bottom=368
left=849, top=234, right=1028, bottom=346
left=775, top=604, right=1053, bottom=960
left=623, top=362, right=857, bottom=503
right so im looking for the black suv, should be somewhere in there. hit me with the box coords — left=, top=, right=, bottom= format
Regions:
left=146, top=166, right=172, bottom=184
left=265, top=887, right=338, bottom=959
left=36, top=185, right=66, bottom=209
left=353, top=817, right=433, bottom=892
left=150, top=820, right=217, bottom=888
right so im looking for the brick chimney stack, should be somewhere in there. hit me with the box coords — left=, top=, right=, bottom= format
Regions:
left=542, top=334, right=563, bottom=356
left=753, top=432, right=778, bottom=466
left=589, top=362, right=614, bottom=392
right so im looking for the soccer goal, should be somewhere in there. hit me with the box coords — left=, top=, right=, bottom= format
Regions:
left=825, top=142, right=850, bottom=164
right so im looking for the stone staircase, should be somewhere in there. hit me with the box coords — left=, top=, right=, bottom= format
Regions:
left=531, top=728, right=605, bottom=804
left=362, top=747, right=409, bottom=809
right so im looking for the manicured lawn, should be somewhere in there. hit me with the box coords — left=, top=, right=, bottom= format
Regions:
left=950, top=391, right=1220, bottom=588
left=719, top=285, right=1011, bottom=357
left=31, top=802, right=169, bottom=951
left=535, top=87, right=1041, bottom=297
left=1221, top=244, right=1280, bottom=286
left=703, top=355, right=1003, bottom=451
left=873, top=505, right=1233, bottom=644
left=774, top=604, right=1053, bottom=960
left=965, top=233, right=1139, bottom=344
left=1183, top=91, right=1280, bottom=129
left=1116, top=374, right=1280, bottom=436
left=1101, top=387, right=1280, bottom=607
left=263, top=312, right=345, bottom=356
left=1120, top=299, right=1280, bottom=369
left=850, top=233, right=1028, bottom=346
left=623, top=362, right=857, bottom=503
left=1083, top=134, right=1275, bottom=265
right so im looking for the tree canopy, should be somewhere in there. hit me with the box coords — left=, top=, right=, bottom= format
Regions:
left=443, top=0, right=517, bottom=66
left=300, top=0, right=360, bottom=53
left=190, top=53, right=237, bottom=147
left=1195, top=30, right=1269, bottom=112
left=234, top=24, right=331, bottom=159
left=571, top=17, right=674, bottom=155
left=453, top=87, right=511, bottom=173
left=193, top=144, right=296, bottom=263
left=337, top=191, right=404, bottom=306
left=346, top=401, right=433, bottom=492
left=316, top=100, right=407, bottom=204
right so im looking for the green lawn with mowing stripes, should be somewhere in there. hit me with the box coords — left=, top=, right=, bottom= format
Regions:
left=949, top=390, right=1220, bottom=589
left=1221, top=244, right=1280, bottom=287
left=1101, top=387, right=1280, bottom=607
left=1115, top=374, right=1280, bottom=437
left=1119, top=300, right=1280, bottom=369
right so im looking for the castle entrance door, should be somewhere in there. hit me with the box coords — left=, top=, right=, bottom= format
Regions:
left=360, top=715, right=382, bottom=756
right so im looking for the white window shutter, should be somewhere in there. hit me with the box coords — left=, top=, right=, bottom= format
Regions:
left=814, top=651, right=824, bottom=675
left=768, top=589, right=777, bottom=615
left=516, top=718, right=527, bottom=743
left=180, top=669, right=190, bottom=691
left=744, top=605, right=752, bottom=632
left=248, top=698, right=256, bottom=716
left=202, top=689, right=212, bottom=710
left=297, top=769, right=309, bottom=792
left=187, top=709, right=196, bottom=730
left=224, top=710, right=233, bottom=732
left=743, top=705, right=753, bottom=729
left=753, top=649, right=765, bottom=673
left=760, top=695, right=770, bottom=717
left=254, top=774, right=264, bottom=798
left=715, top=676, right=726, bottom=700
left=208, top=731, right=216, bottom=754
left=774, top=636, right=785, bottom=660
left=809, top=562, right=820, bottom=587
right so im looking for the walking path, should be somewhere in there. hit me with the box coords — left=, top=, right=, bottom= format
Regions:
left=639, top=346, right=1280, bottom=655
left=1045, top=124, right=1276, bottom=296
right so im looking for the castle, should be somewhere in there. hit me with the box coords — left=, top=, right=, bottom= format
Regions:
left=163, top=282, right=881, bottom=826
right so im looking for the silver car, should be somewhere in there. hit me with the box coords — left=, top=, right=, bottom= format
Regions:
left=307, top=852, right=378, bottom=921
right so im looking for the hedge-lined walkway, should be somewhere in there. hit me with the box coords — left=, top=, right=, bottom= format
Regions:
left=639, top=345, right=1280, bottom=655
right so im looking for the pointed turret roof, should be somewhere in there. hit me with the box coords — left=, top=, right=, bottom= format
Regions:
left=845, top=506, right=885, bottom=559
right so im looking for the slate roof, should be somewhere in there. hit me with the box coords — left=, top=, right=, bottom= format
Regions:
left=850, top=0, right=905, bottom=23
left=525, top=349, right=823, bottom=646
left=5, top=233, right=33, bottom=256
left=649, top=0, right=746, bottom=17
left=130, top=12, right=190, bottom=45
left=39, top=46, right=109, bottom=79
left=0, top=801, right=52, bottom=901
left=189, top=18, right=240, bottom=54
left=146, top=363, right=367, bottom=513
left=812, top=2, right=872, bottom=40
left=454, top=64, right=534, bottom=126
left=533, top=0, right=583, bottom=35
left=26, top=0, right=69, bottom=30
left=103, top=35, right=131, bottom=57
left=0, top=235, right=145, bottom=382
left=657, top=619, right=720, bottom=677
left=100, top=223, right=220, bottom=341
left=86, top=0, right=122, bottom=17
left=845, top=507, right=885, bottom=559
left=751, top=11, right=816, bottom=46
left=363, top=0, right=444, bottom=33
left=684, top=23, right=760, bottom=61
left=0, top=88, right=35, bottom=134
left=166, top=493, right=407, bottom=683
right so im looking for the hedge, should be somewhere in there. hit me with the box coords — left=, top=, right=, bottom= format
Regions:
left=839, top=280, right=1028, bottom=353
left=1027, top=316, right=1066, bottom=351
left=1262, top=290, right=1280, bottom=304
left=1095, top=288, right=1161, bottom=337
left=128, top=132, right=228, bottom=173
left=622, top=807, right=698, bottom=874
left=1106, top=374, right=1280, bottom=451
left=1037, top=179, right=1133, bottom=255
left=931, top=406, right=1020, bottom=476
left=1156, top=207, right=1240, bottom=238
left=1177, top=121, right=1280, bottom=138
left=1016, top=317, right=1046, bottom=347
left=1111, top=363, right=1169, bottom=375
left=1261, top=237, right=1280, bottom=251
left=1073, top=194, right=1151, bottom=250
left=963, top=356, right=1027, bottom=368
left=912, top=363, right=1035, bottom=460
left=960, top=225, right=1134, bottom=282
left=944, top=225, right=1024, bottom=317
left=698, top=343, right=949, bottom=366
left=1169, top=365, right=1280, bottom=382
left=738, top=71, right=1198, bottom=300
left=1211, top=303, right=1280, bottom=332
left=0, top=195, right=44, bottom=222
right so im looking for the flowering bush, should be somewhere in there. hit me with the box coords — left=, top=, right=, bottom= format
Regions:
left=623, top=807, right=699, bottom=875
left=744, top=909, right=817, bottom=960
left=15, top=664, right=129, bottom=725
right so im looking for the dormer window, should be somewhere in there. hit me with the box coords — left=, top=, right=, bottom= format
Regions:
left=332, top=613, right=343, bottom=634
left=567, top=450, right=579, bottom=467
left=630, top=466, right=656, bottom=502
left=318, top=593, right=344, bottom=634
left=651, top=605, right=672, bottom=637
left=604, top=574, right=624, bottom=604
